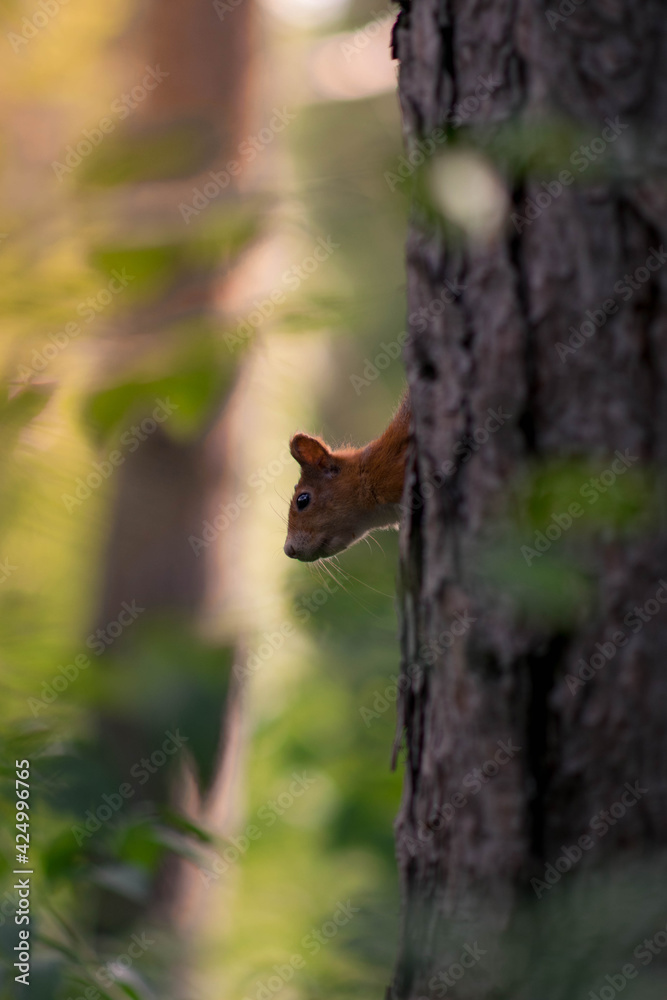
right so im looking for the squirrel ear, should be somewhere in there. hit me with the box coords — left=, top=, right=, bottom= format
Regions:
left=290, top=434, right=338, bottom=473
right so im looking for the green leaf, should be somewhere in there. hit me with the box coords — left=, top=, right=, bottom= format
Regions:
left=42, top=829, right=85, bottom=881
left=89, top=245, right=184, bottom=302
left=38, top=934, right=86, bottom=965
left=82, top=331, right=236, bottom=443
left=114, top=819, right=166, bottom=872
left=88, top=863, right=151, bottom=903
left=160, top=807, right=215, bottom=843
left=78, top=119, right=219, bottom=187
left=0, top=385, right=53, bottom=449
left=118, top=985, right=144, bottom=1000
left=94, top=623, right=233, bottom=792
left=87, top=201, right=264, bottom=298
left=481, top=544, right=591, bottom=625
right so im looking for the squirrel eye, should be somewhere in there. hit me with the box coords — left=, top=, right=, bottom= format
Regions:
left=296, top=493, right=310, bottom=511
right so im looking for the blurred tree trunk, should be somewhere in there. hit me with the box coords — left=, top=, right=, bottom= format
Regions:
left=97, top=0, right=255, bottom=614
left=390, top=1, right=667, bottom=997
left=91, top=0, right=256, bottom=934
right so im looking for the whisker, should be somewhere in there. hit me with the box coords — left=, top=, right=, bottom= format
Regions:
left=323, top=561, right=341, bottom=591
left=320, top=555, right=386, bottom=620
left=322, top=558, right=349, bottom=595
left=368, top=531, right=385, bottom=554
left=269, top=501, right=289, bottom=526
left=333, top=561, right=396, bottom=600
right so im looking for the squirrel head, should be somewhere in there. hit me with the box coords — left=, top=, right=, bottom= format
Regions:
left=283, top=397, right=409, bottom=562
left=284, top=433, right=364, bottom=561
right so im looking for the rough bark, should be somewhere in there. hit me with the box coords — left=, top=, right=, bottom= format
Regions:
left=391, top=1, right=667, bottom=997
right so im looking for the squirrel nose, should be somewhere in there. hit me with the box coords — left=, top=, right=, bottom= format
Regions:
left=284, top=542, right=297, bottom=558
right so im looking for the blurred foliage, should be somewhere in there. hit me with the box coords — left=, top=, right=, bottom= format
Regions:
left=78, top=120, right=221, bottom=188
left=480, top=458, right=658, bottom=627
left=82, top=328, right=237, bottom=443
left=0, top=1, right=407, bottom=998
left=0, top=0, right=245, bottom=994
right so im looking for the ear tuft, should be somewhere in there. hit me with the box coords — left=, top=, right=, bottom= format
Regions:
left=290, top=433, right=329, bottom=467
left=290, top=433, right=339, bottom=474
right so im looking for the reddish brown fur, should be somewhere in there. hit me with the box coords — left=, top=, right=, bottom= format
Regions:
left=284, top=393, right=411, bottom=561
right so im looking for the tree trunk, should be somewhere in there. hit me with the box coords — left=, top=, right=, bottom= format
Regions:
left=88, top=0, right=256, bottom=940
left=390, top=2, right=667, bottom=997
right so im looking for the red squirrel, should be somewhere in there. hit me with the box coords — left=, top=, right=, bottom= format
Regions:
left=284, top=393, right=410, bottom=561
